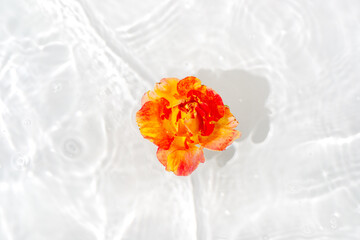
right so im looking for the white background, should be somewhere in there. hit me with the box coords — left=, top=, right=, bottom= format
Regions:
left=0, top=0, right=360, bottom=239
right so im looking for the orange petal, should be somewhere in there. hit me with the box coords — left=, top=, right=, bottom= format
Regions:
left=156, top=147, right=168, bottom=167
left=136, top=98, right=174, bottom=149
left=199, top=106, right=240, bottom=151
left=141, top=90, right=158, bottom=105
left=155, top=78, right=183, bottom=107
left=141, top=78, right=181, bottom=107
left=157, top=146, right=205, bottom=176
left=177, top=76, right=202, bottom=96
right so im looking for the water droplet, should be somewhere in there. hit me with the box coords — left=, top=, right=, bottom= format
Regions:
left=12, top=153, right=30, bottom=171
left=63, top=138, right=82, bottom=158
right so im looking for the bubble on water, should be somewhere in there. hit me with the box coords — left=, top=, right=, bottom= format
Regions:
left=105, top=88, right=112, bottom=96
left=329, top=217, right=338, bottom=229
left=301, top=225, right=313, bottom=235
left=52, top=83, right=62, bottom=92
left=287, top=184, right=300, bottom=193
left=280, top=29, right=287, bottom=36
left=184, top=0, right=194, bottom=8
left=184, top=62, right=193, bottom=70
left=75, top=111, right=83, bottom=117
left=62, top=138, right=83, bottom=158
left=23, top=119, right=32, bottom=126
left=249, top=34, right=256, bottom=39
left=12, top=153, right=31, bottom=171
left=356, top=205, right=360, bottom=213
left=262, top=235, right=269, bottom=240
left=0, top=182, right=9, bottom=191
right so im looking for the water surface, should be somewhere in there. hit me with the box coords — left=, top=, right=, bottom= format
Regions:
left=1, top=0, right=360, bottom=239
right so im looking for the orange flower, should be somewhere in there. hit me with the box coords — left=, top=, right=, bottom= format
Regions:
left=136, top=76, right=240, bottom=176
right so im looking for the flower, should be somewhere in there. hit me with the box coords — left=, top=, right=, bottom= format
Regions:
left=136, top=76, right=240, bottom=176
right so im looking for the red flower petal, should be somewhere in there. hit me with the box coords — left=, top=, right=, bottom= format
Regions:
left=199, top=106, right=240, bottom=151
left=157, top=146, right=205, bottom=176
left=188, top=87, right=225, bottom=121
left=136, top=98, right=174, bottom=149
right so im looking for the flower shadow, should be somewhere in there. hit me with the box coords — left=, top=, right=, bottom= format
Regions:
left=197, top=69, right=271, bottom=164
left=197, top=69, right=271, bottom=143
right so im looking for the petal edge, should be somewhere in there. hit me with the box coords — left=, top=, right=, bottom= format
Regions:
left=157, top=146, right=205, bottom=176
left=136, top=98, right=174, bottom=149
left=199, top=107, right=240, bottom=151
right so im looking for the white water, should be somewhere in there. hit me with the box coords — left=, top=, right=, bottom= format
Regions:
left=1, top=0, right=360, bottom=239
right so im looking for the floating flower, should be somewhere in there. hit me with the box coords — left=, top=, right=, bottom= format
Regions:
left=136, top=76, right=240, bottom=176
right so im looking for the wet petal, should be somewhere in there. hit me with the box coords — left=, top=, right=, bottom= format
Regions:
left=199, top=106, right=240, bottom=151
left=157, top=146, right=205, bottom=176
left=136, top=98, right=174, bottom=149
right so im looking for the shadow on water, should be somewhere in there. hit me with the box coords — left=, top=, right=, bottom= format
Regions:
left=197, top=69, right=271, bottom=164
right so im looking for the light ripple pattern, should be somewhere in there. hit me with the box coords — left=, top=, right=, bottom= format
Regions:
left=0, top=0, right=360, bottom=239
